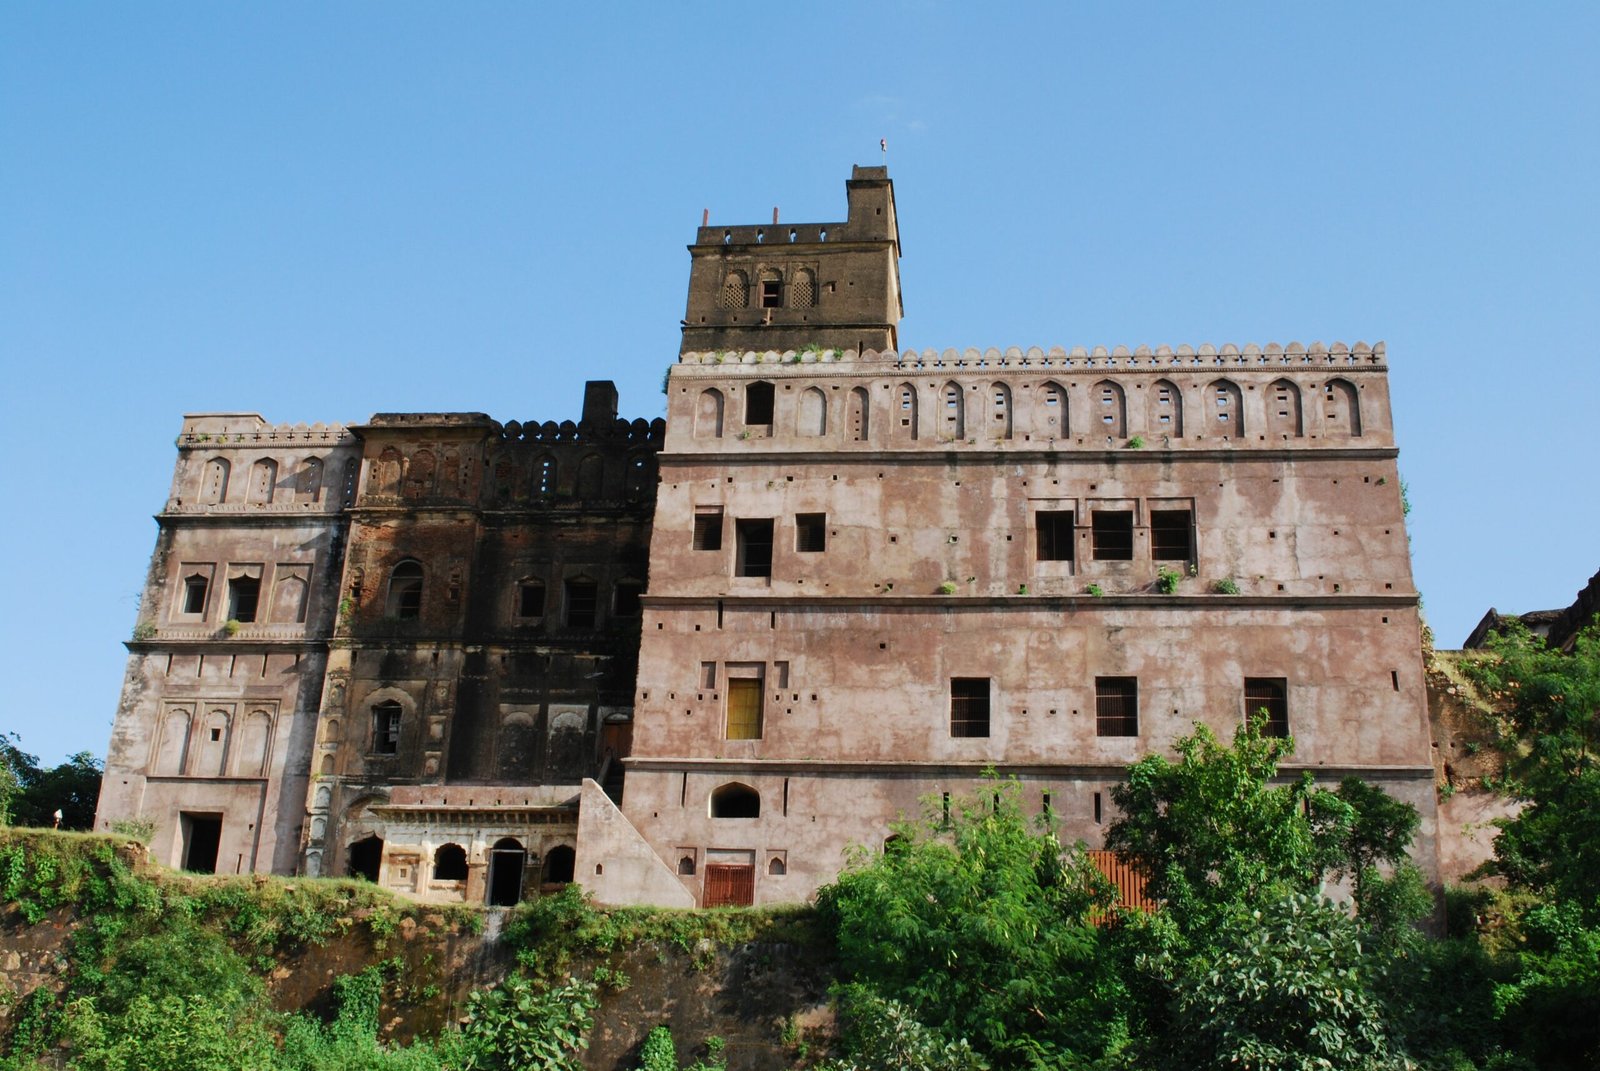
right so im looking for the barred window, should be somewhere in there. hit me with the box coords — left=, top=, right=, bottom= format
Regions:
left=1245, top=677, right=1289, bottom=738
left=795, top=513, right=827, bottom=553
left=1036, top=510, right=1075, bottom=561
left=950, top=678, right=991, bottom=738
left=1095, top=677, right=1138, bottom=737
left=1092, top=511, right=1134, bottom=560
left=1150, top=509, right=1192, bottom=561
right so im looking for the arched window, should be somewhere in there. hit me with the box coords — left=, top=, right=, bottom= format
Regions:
left=797, top=387, right=826, bottom=437
left=624, top=454, right=651, bottom=500
left=1268, top=379, right=1303, bottom=438
left=848, top=387, right=870, bottom=442
left=385, top=560, right=423, bottom=619
left=1094, top=380, right=1126, bottom=438
left=542, top=844, right=576, bottom=885
left=498, top=711, right=536, bottom=779
left=1210, top=379, right=1244, bottom=438
left=768, top=856, right=787, bottom=876
left=941, top=382, right=965, bottom=439
left=201, top=457, right=230, bottom=504
left=989, top=382, right=1013, bottom=440
left=370, top=700, right=402, bottom=754
left=720, top=270, right=748, bottom=309
left=710, top=782, right=760, bottom=818
left=1037, top=382, right=1068, bottom=437
left=403, top=449, right=436, bottom=500
left=895, top=382, right=919, bottom=440
left=791, top=268, right=816, bottom=308
left=375, top=447, right=403, bottom=497
left=1323, top=378, right=1362, bottom=437
left=347, top=835, right=383, bottom=883
left=535, top=455, right=557, bottom=497
left=1151, top=379, right=1184, bottom=438
left=297, top=457, right=323, bottom=502
left=433, top=843, right=468, bottom=881
left=745, top=381, right=775, bottom=426
left=487, top=837, right=525, bottom=906
left=182, top=572, right=210, bottom=615
left=577, top=454, right=604, bottom=499
left=677, top=855, right=697, bottom=876
left=696, top=388, right=724, bottom=439
left=341, top=458, right=359, bottom=506
left=248, top=458, right=278, bottom=504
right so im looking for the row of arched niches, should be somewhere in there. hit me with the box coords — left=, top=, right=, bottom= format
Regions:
left=684, top=373, right=1369, bottom=446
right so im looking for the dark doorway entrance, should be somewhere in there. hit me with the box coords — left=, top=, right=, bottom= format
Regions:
left=487, top=837, right=526, bottom=906
left=180, top=813, right=222, bottom=873
left=348, top=835, right=383, bottom=882
left=542, top=844, right=575, bottom=885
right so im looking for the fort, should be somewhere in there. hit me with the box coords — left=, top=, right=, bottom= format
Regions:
left=96, top=166, right=1437, bottom=907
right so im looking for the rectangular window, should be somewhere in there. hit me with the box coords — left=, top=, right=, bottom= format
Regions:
left=795, top=513, right=827, bottom=553
left=613, top=582, right=642, bottom=617
left=227, top=575, right=260, bottom=622
left=517, top=580, right=545, bottom=618
left=693, top=507, right=723, bottom=550
left=950, top=678, right=991, bottom=738
left=1150, top=509, right=1193, bottom=561
left=1091, top=511, right=1134, bottom=560
left=1245, top=677, right=1289, bottom=738
left=181, top=572, right=210, bottom=615
left=726, top=677, right=764, bottom=739
left=759, top=279, right=782, bottom=308
left=1036, top=509, right=1075, bottom=561
left=371, top=703, right=402, bottom=755
left=745, top=382, right=775, bottom=425
left=735, top=518, right=774, bottom=577
left=1095, top=677, right=1138, bottom=737
left=564, top=578, right=598, bottom=627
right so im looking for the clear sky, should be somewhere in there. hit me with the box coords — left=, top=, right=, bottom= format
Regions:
left=2, top=4, right=1596, bottom=764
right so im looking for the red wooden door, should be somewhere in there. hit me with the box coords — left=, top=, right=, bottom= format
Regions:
left=703, top=864, right=755, bottom=907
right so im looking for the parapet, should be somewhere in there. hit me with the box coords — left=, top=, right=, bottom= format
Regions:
left=179, top=413, right=353, bottom=446
left=676, top=340, right=1386, bottom=370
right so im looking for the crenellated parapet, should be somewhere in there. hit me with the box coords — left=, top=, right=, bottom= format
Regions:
left=179, top=413, right=354, bottom=447
left=490, top=416, right=665, bottom=447
left=677, top=340, right=1385, bottom=369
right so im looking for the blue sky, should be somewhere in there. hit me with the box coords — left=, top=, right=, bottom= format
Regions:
left=2, top=3, right=1596, bottom=764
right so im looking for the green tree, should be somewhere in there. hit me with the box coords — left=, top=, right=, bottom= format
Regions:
left=0, top=734, right=102, bottom=829
left=816, top=777, right=1123, bottom=1068
left=1105, top=718, right=1420, bottom=934
left=1465, top=619, right=1600, bottom=921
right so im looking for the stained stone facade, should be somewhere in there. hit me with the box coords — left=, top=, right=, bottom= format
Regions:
left=99, top=166, right=1438, bottom=908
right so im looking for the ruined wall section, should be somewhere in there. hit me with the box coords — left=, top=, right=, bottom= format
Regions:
left=97, top=415, right=360, bottom=876
left=302, top=392, right=665, bottom=887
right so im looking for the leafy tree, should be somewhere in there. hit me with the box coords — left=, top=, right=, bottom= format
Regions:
left=0, top=733, right=102, bottom=829
left=1106, top=718, right=1421, bottom=934
left=817, top=777, right=1124, bottom=1068
left=1464, top=620, right=1600, bottom=922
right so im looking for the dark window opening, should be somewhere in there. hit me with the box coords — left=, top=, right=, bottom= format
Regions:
left=1096, top=677, right=1138, bottom=737
left=1036, top=510, right=1075, bottom=561
left=347, top=834, right=383, bottom=882
left=795, top=512, right=826, bottom=552
left=736, top=518, right=774, bottom=577
left=759, top=279, right=782, bottom=307
left=371, top=700, right=402, bottom=754
left=1246, top=677, right=1289, bottom=738
left=227, top=576, right=260, bottom=622
left=183, top=574, right=209, bottom=615
left=677, top=855, right=696, bottom=875
left=517, top=580, right=545, bottom=619
left=693, top=507, right=724, bottom=550
left=950, top=677, right=991, bottom=738
left=1151, top=509, right=1193, bottom=561
left=386, top=560, right=423, bottom=619
left=711, top=782, right=761, bottom=818
left=746, top=381, right=775, bottom=425
left=543, top=844, right=575, bottom=885
left=487, top=837, right=525, bottom=906
left=768, top=857, right=786, bottom=875
left=565, top=578, right=598, bottom=628
left=181, top=813, right=222, bottom=874
left=1091, top=511, right=1134, bottom=560
left=614, top=582, right=643, bottom=617
left=433, top=843, right=468, bottom=881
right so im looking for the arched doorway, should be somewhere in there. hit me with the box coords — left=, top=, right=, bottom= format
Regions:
left=347, top=835, right=383, bottom=882
left=487, top=837, right=526, bottom=907
left=542, top=844, right=575, bottom=886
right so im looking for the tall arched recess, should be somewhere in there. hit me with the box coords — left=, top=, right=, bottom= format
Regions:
left=893, top=382, right=919, bottom=441
left=1209, top=379, right=1244, bottom=438
left=1323, top=378, right=1362, bottom=437
left=1037, top=381, right=1068, bottom=438
left=695, top=388, right=724, bottom=439
left=797, top=387, right=827, bottom=437
left=1267, top=379, right=1303, bottom=438
left=1150, top=380, right=1183, bottom=438
left=1094, top=380, right=1126, bottom=439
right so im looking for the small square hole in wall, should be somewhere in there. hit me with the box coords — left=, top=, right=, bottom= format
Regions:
left=1277, top=584, right=1285, bottom=591
left=1382, top=616, right=1389, bottom=623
